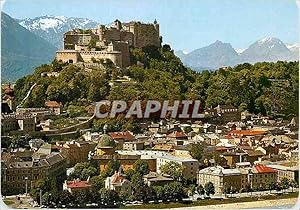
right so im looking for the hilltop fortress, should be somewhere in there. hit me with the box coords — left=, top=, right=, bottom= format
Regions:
left=56, top=19, right=161, bottom=67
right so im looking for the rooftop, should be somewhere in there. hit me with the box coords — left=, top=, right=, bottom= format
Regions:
left=66, top=180, right=91, bottom=188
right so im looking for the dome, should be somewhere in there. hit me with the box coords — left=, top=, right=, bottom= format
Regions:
left=97, top=134, right=115, bottom=148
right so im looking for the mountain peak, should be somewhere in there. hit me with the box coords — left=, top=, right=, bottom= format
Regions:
left=18, top=15, right=98, bottom=48
left=214, top=40, right=223, bottom=44
left=257, top=37, right=283, bottom=45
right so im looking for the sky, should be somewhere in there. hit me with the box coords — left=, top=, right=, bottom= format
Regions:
left=2, top=0, right=299, bottom=52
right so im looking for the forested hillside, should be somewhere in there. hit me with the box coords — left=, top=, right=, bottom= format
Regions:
left=13, top=45, right=298, bottom=118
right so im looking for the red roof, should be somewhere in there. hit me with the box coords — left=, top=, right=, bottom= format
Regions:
left=45, top=101, right=61, bottom=108
left=111, top=173, right=126, bottom=184
left=254, top=165, right=277, bottom=173
left=229, top=130, right=267, bottom=137
left=66, top=180, right=91, bottom=188
left=109, top=131, right=135, bottom=140
left=167, top=131, right=187, bottom=138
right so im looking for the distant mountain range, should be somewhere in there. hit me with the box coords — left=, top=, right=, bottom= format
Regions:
left=17, top=15, right=99, bottom=48
left=176, top=38, right=299, bottom=70
left=2, top=13, right=299, bottom=81
left=1, top=12, right=57, bottom=82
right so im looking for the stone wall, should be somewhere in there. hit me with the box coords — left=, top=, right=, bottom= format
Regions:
left=123, top=22, right=160, bottom=48
left=56, top=51, right=83, bottom=63
left=79, top=50, right=122, bottom=67
left=114, top=41, right=130, bottom=67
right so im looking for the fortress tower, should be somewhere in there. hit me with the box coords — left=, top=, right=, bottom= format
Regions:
left=56, top=19, right=161, bottom=67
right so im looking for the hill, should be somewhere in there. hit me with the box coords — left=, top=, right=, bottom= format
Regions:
left=1, top=12, right=57, bottom=82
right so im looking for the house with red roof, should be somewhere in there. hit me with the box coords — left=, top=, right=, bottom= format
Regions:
left=45, top=101, right=62, bottom=114
left=105, top=171, right=132, bottom=193
left=251, top=164, right=277, bottom=190
left=63, top=179, right=92, bottom=193
left=109, top=131, right=135, bottom=144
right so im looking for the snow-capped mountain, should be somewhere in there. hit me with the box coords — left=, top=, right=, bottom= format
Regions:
left=177, top=37, right=298, bottom=71
left=235, top=48, right=245, bottom=54
left=286, top=43, right=299, bottom=60
left=17, top=15, right=98, bottom=48
left=240, top=37, right=293, bottom=63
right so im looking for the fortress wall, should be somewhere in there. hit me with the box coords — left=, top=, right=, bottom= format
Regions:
left=103, top=28, right=121, bottom=41
left=79, top=51, right=123, bottom=67
left=120, top=31, right=135, bottom=46
left=56, top=51, right=82, bottom=63
left=114, top=42, right=130, bottom=67
left=64, top=34, right=81, bottom=50
left=134, top=23, right=160, bottom=48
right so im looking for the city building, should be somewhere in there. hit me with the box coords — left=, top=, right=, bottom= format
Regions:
left=58, top=140, right=97, bottom=167
left=143, top=172, right=173, bottom=186
left=123, top=141, right=144, bottom=151
left=1, top=152, right=67, bottom=195
left=63, top=179, right=91, bottom=193
left=105, top=171, right=132, bottom=193
left=45, top=101, right=62, bottom=115
left=250, top=165, right=277, bottom=190
left=267, top=164, right=299, bottom=183
left=198, top=166, right=242, bottom=194
left=93, top=135, right=140, bottom=173
left=117, top=150, right=199, bottom=179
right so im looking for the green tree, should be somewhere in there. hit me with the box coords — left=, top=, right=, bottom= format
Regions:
left=101, top=159, right=120, bottom=178
left=266, top=180, right=276, bottom=193
left=188, top=184, right=196, bottom=196
left=153, top=185, right=165, bottom=201
left=164, top=181, right=185, bottom=201
left=99, top=188, right=119, bottom=205
left=124, top=168, right=135, bottom=181
left=189, top=143, right=204, bottom=161
left=204, top=182, right=215, bottom=197
left=160, top=161, right=184, bottom=181
left=59, top=190, right=73, bottom=207
left=197, top=184, right=205, bottom=197
left=73, top=190, right=89, bottom=207
left=133, top=159, right=150, bottom=175
left=69, top=162, right=98, bottom=180
left=281, top=177, right=290, bottom=192
left=290, top=180, right=298, bottom=192
left=90, top=175, right=105, bottom=191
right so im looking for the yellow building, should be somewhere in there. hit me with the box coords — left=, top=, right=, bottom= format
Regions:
left=93, top=134, right=140, bottom=173
left=198, top=166, right=242, bottom=195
